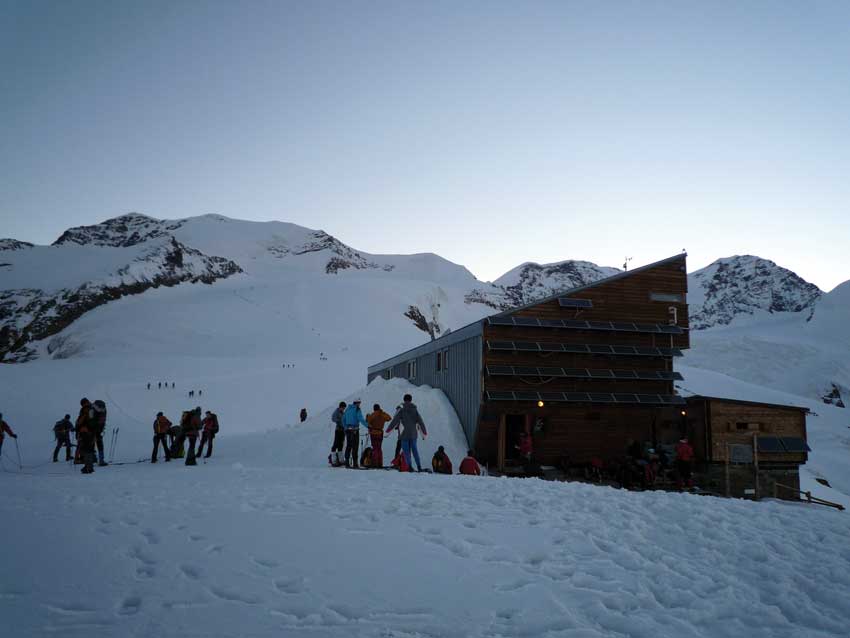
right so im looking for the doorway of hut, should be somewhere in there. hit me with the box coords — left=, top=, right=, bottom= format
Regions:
left=505, top=414, right=527, bottom=462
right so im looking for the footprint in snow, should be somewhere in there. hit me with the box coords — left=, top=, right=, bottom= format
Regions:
left=141, top=529, right=160, bottom=545
left=188, top=534, right=205, bottom=542
left=179, top=565, right=202, bottom=581
left=273, top=578, right=306, bottom=594
left=251, top=557, right=279, bottom=569
left=117, top=596, right=142, bottom=616
left=207, top=586, right=262, bottom=605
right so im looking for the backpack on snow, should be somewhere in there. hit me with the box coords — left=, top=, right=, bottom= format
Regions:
left=360, top=447, right=373, bottom=468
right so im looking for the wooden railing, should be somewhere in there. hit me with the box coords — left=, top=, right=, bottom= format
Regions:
left=774, top=483, right=845, bottom=511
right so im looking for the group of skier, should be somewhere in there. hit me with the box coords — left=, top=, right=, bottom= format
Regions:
left=150, top=407, right=220, bottom=466
left=328, top=393, right=482, bottom=475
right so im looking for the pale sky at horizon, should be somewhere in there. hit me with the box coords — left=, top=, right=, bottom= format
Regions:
left=2, top=1, right=849, bottom=290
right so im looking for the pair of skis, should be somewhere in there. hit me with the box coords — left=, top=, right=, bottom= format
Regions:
left=107, top=427, right=119, bottom=463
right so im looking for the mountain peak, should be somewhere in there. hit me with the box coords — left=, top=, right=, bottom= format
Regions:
left=0, top=238, right=34, bottom=251
left=53, top=213, right=180, bottom=248
left=688, top=254, right=822, bottom=329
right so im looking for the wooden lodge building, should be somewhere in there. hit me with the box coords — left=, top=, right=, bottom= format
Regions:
left=367, top=254, right=809, bottom=500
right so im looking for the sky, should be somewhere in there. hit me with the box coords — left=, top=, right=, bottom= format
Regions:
left=2, top=1, right=849, bottom=290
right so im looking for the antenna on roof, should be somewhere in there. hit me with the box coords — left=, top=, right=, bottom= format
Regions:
left=623, top=256, right=633, bottom=271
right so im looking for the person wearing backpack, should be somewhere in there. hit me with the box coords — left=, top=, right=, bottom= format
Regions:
left=184, top=407, right=202, bottom=466
left=75, top=398, right=97, bottom=474
left=342, top=399, right=368, bottom=468
left=329, top=402, right=346, bottom=467
left=0, top=413, right=18, bottom=460
left=197, top=411, right=219, bottom=459
left=151, top=412, right=172, bottom=463
left=52, top=414, right=74, bottom=462
left=91, top=399, right=108, bottom=466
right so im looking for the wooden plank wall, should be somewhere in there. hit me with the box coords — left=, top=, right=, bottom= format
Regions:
left=707, top=400, right=808, bottom=464
left=475, top=256, right=690, bottom=466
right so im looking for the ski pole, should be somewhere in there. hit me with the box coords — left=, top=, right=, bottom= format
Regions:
left=111, top=428, right=119, bottom=463
left=15, top=438, right=23, bottom=470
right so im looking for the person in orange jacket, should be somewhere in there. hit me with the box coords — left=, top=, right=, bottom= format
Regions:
left=675, top=438, right=695, bottom=489
left=151, top=412, right=172, bottom=463
left=459, top=450, right=482, bottom=476
left=431, top=446, right=453, bottom=474
left=366, top=404, right=391, bottom=468
left=0, top=412, right=18, bottom=459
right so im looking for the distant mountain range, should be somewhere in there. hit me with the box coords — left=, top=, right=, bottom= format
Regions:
left=2, top=213, right=847, bottom=406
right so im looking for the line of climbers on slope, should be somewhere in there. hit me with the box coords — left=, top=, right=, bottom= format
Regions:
left=328, top=393, right=482, bottom=475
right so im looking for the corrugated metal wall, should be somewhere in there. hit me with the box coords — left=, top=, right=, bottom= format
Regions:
left=367, top=335, right=482, bottom=447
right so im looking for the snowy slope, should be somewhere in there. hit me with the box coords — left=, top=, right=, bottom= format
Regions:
left=3, top=373, right=850, bottom=638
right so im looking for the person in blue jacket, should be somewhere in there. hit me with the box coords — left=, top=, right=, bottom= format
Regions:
left=342, top=399, right=368, bottom=468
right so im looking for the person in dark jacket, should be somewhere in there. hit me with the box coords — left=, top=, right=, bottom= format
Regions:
left=92, top=400, right=108, bottom=466
left=52, top=414, right=74, bottom=462
left=329, top=402, right=346, bottom=466
left=184, top=407, right=202, bottom=466
left=431, top=446, right=452, bottom=474
left=151, top=412, right=172, bottom=463
left=75, top=399, right=96, bottom=474
left=299, top=408, right=308, bottom=423
left=386, top=394, right=427, bottom=472
left=0, top=413, right=18, bottom=460
left=342, top=400, right=368, bottom=468
left=197, top=411, right=218, bottom=459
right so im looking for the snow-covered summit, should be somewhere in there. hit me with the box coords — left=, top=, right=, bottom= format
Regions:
left=466, top=259, right=620, bottom=310
left=0, top=238, right=34, bottom=251
left=688, top=255, right=822, bottom=329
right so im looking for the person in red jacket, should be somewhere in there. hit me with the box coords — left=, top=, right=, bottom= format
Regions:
left=0, top=413, right=18, bottom=459
left=675, top=438, right=695, bottom=489
left=459, top=450, right=482, bottom=476
left=197, top=411, right=219, bottom=459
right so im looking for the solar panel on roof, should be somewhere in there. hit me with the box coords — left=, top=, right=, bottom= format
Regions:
left=669, top=348, right=684, bottom=357
left=757, top=437, right=784, bottom=453
left=612, top=345, right=637, bottom=355
left=635, top=371, right=661, bottom=380
left=588, top=369, right=614, bottom=378
left=611, top=322, right=638, bottom=332
left=558, top=298, right=594, bottom=308
left=562, top=344, right=589, bottom=353
left=671, top=372, right=684, bottom=381
left=563, top=368, right=590, bottom=378
left=612, top=370, right=638, bottom=379
left=486, top=391, right=515, bottom=401
left=655, top=372, right=674, bottom=380
left=588, top=321, right=612, bottom=331
left=634, top=347, right=660, bottom=356
left=540, top=392, right=567, bottom=402
left=514, top=342, right=540, bottom=351
left=486, top=366, right=513, bottom=376
left=539, top=319, right=565, bottom=328
left=514, top=391, right=539, bottom=402
left=637, top=394, right=662, bottom=404
left=634, top=323, right=660, bottom=333
left=668, top=395, right=686, bottom=405
left=562, top=320, right=589, bottom=329
left=515, top=366, right=540, bottom=376
left=513, top=316, right=540, bottom=327
left=589, top=393, right=615, bottom=403
left=487, top=341, right=514, bottom=351
left=779, top=437, right=810, bottom=453
left=488, top=316, right=514, bottom=326
left=588, top=345, right=613, bottom=354
left=614, top=393, right=638, bottom=403
left=657, top=347, right=684, bottom=357
left=538, top=342, right=563, bottom=352
left=659, top=325, right=684, bottom=334
left=538, top=367, right=565, bottom=377
left=565, top=392, right=590, bottom=402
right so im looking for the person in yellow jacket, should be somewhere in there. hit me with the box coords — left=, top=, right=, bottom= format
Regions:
left=366, top=404, right=391, bottom=469
left=151, top=412, right=172, bottom=463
